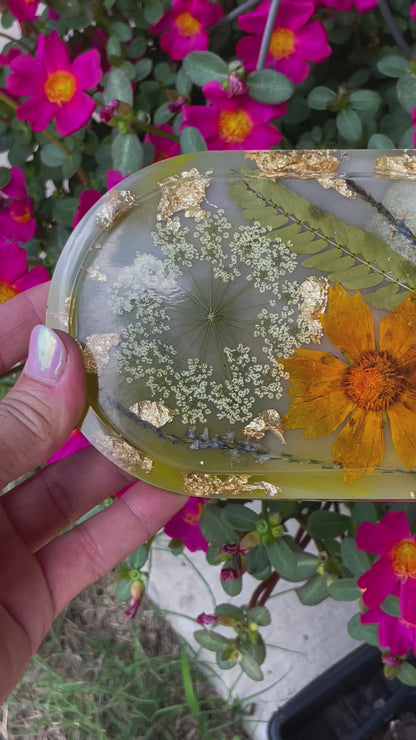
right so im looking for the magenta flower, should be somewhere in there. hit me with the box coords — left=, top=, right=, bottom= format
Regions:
left=144, top=124, right=181, bottom=162
left=236, top=0, right=331, bottom=83
left=6, top=0, right=40, bottom=22
left=0, top=167, right=36, bottom=243
left=72, top=170, right=125, bottom=228
left=361, top=607, right=416, bottom=657
left=356, top=511, right=416, bottom=626
left=124, top=581, right=144, bottom=619
left=164, top=497, right=208, bottom=552
left=0, top=238, right=48, bottom=305
left=149, top=0, right=223, bottom=61
left=47, top=429, right=90, bottom=464
left=181, top=81, right=285, bottom=150
left=7, top=30, right=102, bottom=136
left=318, top=0, right=377, bottom=10
left=412, top=2, right=416, bottom=20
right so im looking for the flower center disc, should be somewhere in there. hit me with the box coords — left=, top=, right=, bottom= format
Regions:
left=10, top=201, right=31, bottom=224
left=392, top=540, right=416, bottom=579
left=0, top=282, right=17, bottom=304
left=175, top=11, right=201, bottom=37
left=269, top=28, right=295, bottom=60
left=343, top=350, right=406, bottom=411
left=44, top=71, right=76, bottom=104
left=218, top=110, right=252, bottom=142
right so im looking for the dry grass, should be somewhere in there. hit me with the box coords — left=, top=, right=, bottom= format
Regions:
left=3, top=576, right=248, bottom=740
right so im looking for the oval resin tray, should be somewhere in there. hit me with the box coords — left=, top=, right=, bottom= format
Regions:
left=47, top=149, right=416, bottom=500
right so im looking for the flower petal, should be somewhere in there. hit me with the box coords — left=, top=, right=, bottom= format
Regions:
left=320, top=283, right=375, bottom=362
left=0, top=243, right=27, bottom=283
left=72, top=49, right=103, bottom=90
left=400, top=577, right=416, bottom=626
left=332, top=408, right=384, bottom=483
left=14, top=266, right=49, bottom=292
left=16, top=95, right=56, bottom=132
left=357, top=557, right=399, bottom=608
left=379, top=293, right=416, bottom=360
left=279, top=349, right=347, bottom=398
left=283, top=390, right=354, bottom=438
left=39, top=31, right=71, bottom=74
left=356, top=512, right=411, bottom=555
left=388, top=390, right=416, bottom=469
left=54, top=92, right=95, bottom=136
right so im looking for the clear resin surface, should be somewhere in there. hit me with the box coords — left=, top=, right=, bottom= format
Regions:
left=47, top=150, right=416, bottom=500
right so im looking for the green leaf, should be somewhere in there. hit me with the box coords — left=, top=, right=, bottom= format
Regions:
left=368, top=133, right=395, bottom=149
left=336, top=107, right=362, bottom=142
left=307, top=86, right=336, bottom=110
left=115, top=580, right=132, bottom=601
left=397, top=75, right=416, bottom=113
left=109, top=21, right=133, bottom=42
left=183, top=51, right=228, bottom=87
left=221, top=575, right=242, bottom=597
left=377, top=55, right=409, bottom=78
left=247, top=606, right=271, bottom=626
left=267, top=538, right=298, bottom=580
left=54, top=198, right=78, bottom=227
left=397, top=661, right=416, bottom=686
left=111, top=132, right=143, bottom=175
left=351, top=502, right=379, bottom=525
left=62, top=151, right=82, bottom=179
left=179, top=126, right=207, bottom=153
left=199, top=504, right=239, bottom=546
left=134, top=58, right=153, bottom=82
left=246, top=69, right=293, bottom=104
left=106, top=36, right=121, bottom=58
left=215, top=603, right=244, bottom=619
left=349, top=90, right=381, bottom=111
left=308, top=510, right=350, bottom=540
left=246, top=543, right=269, bottom=577
left=348, top=612, right=379, bottom=646
left=328, top=578, right=361, bottom=601
left=154, top=103, right=174, bottom=126
left=240, top=653, right=263, bottom=681
left=0, top=167, right=11, bottom=190
left=143, top=0, right=163, bottom=24
left=381, top=594, right=401, bottom=618
left=297, top=573, right=329, bottom=605
left=194, top=630, right=229, bottom=651
left=221, top=504, right=259, bottom=532
left=104, top=69, right=133, bottom=106
left=40, top=143, right=67, bottom=168
left=181, top=646, right=201, bottom=725
left=241, top=632, right=266, bottom=665
left=340, top=537, right=371, bottom=577
left=128, top=544, right=148, bottom=569
left=215, top=651, right=235, bottom=670
left=293, top=551, right=319, bottom=581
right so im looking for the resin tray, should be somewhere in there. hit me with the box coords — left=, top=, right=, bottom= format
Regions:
left=47, top=150, right=416, bottom=500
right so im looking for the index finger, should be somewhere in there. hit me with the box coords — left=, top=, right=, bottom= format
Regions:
left=0, top=282, right=49, bottom=374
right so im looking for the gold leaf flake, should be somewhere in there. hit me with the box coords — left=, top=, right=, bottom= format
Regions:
left=92, top=433, right=153, bottom=474
left=96, top=190, right=138, bottom=230
left=298, top=276, right=329, bottom=344
left=87, top=265, right=107, bottom=281
left=48, top=297, right=71, bottom=331
left=81, top=332, right=120, bottom=374
left=317, top=177, right=356, bottom=199
left=245, top=150, right=340, bottom=179
left=182, top=472, right=281, bottom=498
left=157, top=168, right=212, bottom=222
left=129, top=400, right=176, bottom=427
left=243, top=409, right=286, bottom=443
left=374, top=153, right=416, bottom=179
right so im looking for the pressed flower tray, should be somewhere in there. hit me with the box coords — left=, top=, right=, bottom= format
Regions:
left=47, top=149, right=416, bottom=501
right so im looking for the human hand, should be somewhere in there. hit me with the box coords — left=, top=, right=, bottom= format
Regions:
left=0, top=282, right=184, bottom=703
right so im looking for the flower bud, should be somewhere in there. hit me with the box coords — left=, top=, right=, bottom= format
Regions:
left=100, top=99, right=118, bottom=123
left=256, top=519, right=268, bottom=535
left=196, top=612, right=218, bottom=625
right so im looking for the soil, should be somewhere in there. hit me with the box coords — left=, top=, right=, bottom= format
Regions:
left=371, top=711, right=416, bottom=740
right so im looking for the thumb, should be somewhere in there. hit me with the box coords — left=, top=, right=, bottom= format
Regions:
left=0, top=325, right=87, bottom=489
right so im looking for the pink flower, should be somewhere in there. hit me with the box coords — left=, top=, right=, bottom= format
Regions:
left=7, top=30, right=103, bottom=136
left=181, top=81, right=285, bottom=150
left=46, top=429, right=90, bottom=464
left=149, top=0, right=223, bottom=61
left=356, top=511, right=416, bottom=626
left=0, top=238, right=49, bottom=304
left=72, top=170, right=125, bottom=228
left=317, top=0, right=377, bottom=10
left=124, top=581, right=144, bottom=619
left=361, top=607, right=416, bottom=657
left=164, top=497, right=208, bottom=552
left=412, top=2, right=416, bottom=20
left=0, top=167, right=36, bottom=243
left=236, top=0, right=331, bottom=83
left=6, top=0, right=40, bottom=22
left=144, top=124, right=181, bottom=162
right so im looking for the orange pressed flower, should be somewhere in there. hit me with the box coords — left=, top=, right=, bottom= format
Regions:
left=278, top=283, right=416, bottom=483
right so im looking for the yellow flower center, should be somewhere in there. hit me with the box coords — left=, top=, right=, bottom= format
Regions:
left=10, top=201, right=31, bottom=224
left=391, top=540, right=416, bottom=580
left=183, top=502, right=204, bottom=524
left=343, top=350, right=406, bottom=411
left=44, top=71, right=76, bottom=104
left=0, top=282, right=18, bottom=304
left=175, top=11, right=201, bottom=37
left=218, top=109, right=252, bottom=143
left=269, top=28, right=295, bottom=60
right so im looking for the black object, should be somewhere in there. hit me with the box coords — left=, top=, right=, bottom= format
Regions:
left=268, top=645, right=416, bottom=740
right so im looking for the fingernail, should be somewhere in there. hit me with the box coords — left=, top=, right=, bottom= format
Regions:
left=25, top=325, right=67, bottom=384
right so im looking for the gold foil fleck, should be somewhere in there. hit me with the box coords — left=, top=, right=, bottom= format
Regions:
left=243, top=409, right=286, bottom=443
left=245, top=150, right=340, bottom=179
left=375, top=153, right=416, bottom=178
left=182, top=472, right=281, bottom=498
left=92, top=433, right=153, bottom=474
left=87, top=265, right=108, bottom=281
left=298, top=276, right=329, bottom=344
left=157, top=168, right=212, bottom=222
left=96, top=189, right=138, bottom=230
left=48, top=297, right=71, bottom=330
left=82, top=332, right=120, bottom=374
left=317, top=177, right=356, bottom=199
left=129, top=400, right=176, bottom=427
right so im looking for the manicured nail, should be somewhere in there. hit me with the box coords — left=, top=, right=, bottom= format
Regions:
left=25, top=325, right=67, bottom=384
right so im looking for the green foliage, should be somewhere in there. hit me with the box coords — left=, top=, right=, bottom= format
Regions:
left=183, top=51, right=228, bottom=86
left=246, top=69, right=294, bottom=104
left=296, top=573, right=329, bottom=605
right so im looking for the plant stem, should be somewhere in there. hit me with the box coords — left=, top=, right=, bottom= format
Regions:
left=256, top=0, right=282, bottom=70
left=211, top=0, right=260, bottom=28
left=0, top=32, right=28, bottom=50
left=378, top=0, right=411, bottom=59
